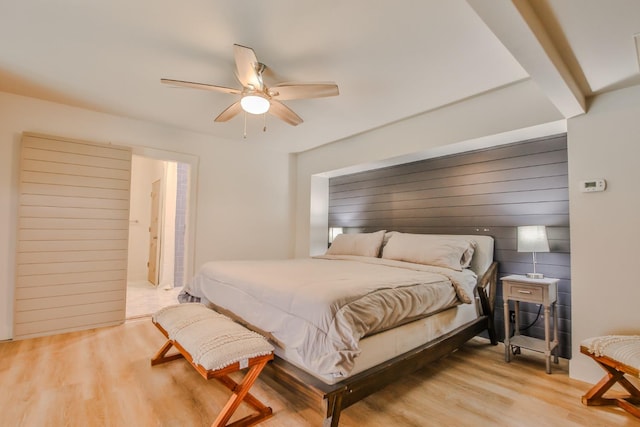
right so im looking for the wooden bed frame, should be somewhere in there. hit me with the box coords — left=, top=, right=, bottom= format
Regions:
left=260, top=261, right=498, bottom=426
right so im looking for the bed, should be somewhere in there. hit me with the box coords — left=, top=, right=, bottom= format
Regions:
left=180, top=231, right=497, bottom=425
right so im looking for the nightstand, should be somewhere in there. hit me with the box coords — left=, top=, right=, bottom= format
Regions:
left=502, top=274, right=559, bottom=374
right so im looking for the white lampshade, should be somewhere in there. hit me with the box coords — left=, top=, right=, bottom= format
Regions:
left=240, top=95, right=270, bottom=115
left=517, top=225, right=549, bottom=253
left=517, top=225, right=549, bottom=278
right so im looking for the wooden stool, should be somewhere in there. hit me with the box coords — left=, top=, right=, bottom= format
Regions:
left=580, top=335, right=640, bottom=419
left=151, top=303, right=275, bottom=427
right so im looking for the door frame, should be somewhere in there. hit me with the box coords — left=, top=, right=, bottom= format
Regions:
left=131, top=146, right=199, bottom=283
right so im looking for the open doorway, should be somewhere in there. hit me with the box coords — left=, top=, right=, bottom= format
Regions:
left=126, top=155, right=191, bottom=318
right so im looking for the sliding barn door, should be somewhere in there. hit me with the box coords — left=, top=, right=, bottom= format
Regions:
left=14, top=133, right=132, bottom=339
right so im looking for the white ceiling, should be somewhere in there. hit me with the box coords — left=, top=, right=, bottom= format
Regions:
left=1, top=0, right=639, bottom=153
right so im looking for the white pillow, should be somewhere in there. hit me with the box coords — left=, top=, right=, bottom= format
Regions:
left=382, top=231, right=398, bottom=246
left=381, top=232, right=477, bottom=271
left=326, top=230, right=386, bottom=257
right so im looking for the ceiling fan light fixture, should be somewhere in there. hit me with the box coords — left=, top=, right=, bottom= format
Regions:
left=241, top=94, right=270, bottom=114
left=162, top=44, right=337, bottom=127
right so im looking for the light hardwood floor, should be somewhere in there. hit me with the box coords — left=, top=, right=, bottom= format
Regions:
left=0, top=319, right=636, bottom=427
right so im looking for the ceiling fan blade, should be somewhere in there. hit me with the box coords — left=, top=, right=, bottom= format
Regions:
left=161, top=78, right=241, bottom=95
left=270, top=83, right=339, bottom=100
left=214, top=101, right=243, bottom=122
left=268, top=100, right=303, bottom=126
left=234, top=44, right=263, bottom=90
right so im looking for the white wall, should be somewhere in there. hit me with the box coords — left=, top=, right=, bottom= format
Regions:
left=295, top=80, right=564, bottom=257
left=0, top=91, right=293, bottom=340
left=567, top=85, right=640, bottom=383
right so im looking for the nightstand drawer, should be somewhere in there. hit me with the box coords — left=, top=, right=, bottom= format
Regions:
left=505, top=282, right=544, bottom=303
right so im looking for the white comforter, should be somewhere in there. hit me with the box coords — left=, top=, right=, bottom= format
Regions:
left=183, top=255, right=477, bottom=376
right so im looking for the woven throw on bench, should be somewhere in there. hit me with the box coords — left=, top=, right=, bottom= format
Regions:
left=582, top=335, right=640, bottom=376
left=153, top=303, right=274, bottom=371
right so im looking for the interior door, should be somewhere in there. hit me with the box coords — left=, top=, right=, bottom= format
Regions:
left=147, top=179, right=161, bottom=285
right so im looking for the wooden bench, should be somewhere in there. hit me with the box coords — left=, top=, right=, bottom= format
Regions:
left=580, top=335, right=640, bottom=419
left=151, top=303, right=275, bottom=427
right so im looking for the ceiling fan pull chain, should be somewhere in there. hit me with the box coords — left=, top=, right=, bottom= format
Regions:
left=243, top=111, right=247, bottom=139
left=263, top=113, right=267, bottom=132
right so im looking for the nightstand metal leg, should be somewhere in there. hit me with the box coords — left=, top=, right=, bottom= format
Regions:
left=544, top=305, right=551, bottom=374
left=504, top=300, right=510, bottom=362
left=514, top=301, right=520, bottom=336
left=553, top=302, right=559, bottom=364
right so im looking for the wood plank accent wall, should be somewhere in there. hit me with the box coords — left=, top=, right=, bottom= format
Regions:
left=14, top=133, right=132, bottom=339
left=328, top=135, right=571, bottom=358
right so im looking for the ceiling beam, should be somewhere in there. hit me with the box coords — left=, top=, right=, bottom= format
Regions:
left=467, top=0, right=586, bottom=118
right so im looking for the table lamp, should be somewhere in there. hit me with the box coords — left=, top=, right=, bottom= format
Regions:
left=517, top=225, right=549, bottom=279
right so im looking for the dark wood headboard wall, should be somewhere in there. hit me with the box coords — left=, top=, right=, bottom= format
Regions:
left=328, top=134, right=571, bottom=358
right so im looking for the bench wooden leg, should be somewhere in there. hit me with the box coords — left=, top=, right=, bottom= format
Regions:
left=581, top=349, right=640, bottom=419
left=150, top=339, right=185, bottom=366
left=151, top=318, right=273, bottom=426
left=212, top=359, right=273, bottom=427
left=216, top=374, right=272, bottom=420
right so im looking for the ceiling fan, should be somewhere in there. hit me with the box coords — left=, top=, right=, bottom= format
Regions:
left=161, top=44, right=339, bottom=128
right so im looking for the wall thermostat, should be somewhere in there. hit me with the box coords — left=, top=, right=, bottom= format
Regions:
left=580, top=179, right=606, bottom=192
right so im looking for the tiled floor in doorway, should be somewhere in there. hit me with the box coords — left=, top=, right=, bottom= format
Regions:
left=126, top=280, right=183, bottom=319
